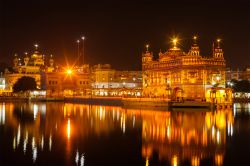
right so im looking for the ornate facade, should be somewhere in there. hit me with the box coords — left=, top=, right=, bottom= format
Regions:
left=142, top=37, right=227, bottom=101
left=5, top=48, right=55, bottom=92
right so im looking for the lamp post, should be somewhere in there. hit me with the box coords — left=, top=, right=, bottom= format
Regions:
left=81, top=36, right=85, bottom=65
left=76, top=40, right=80, bottom=66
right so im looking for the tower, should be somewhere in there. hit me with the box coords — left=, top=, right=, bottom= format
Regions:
left=142, top=44, right=153, bottom=66
left=13, top=54, right=19, bottom=67
left=49, top=54, right=54, bottom=67
left=24, top=53, right=30, bottom=66
left=188, top=36, right=200, bottom=56
left=213, top=39, right=224, bottom=59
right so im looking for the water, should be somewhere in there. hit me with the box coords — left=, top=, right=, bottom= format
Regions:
left=0, top=102, right=249, bottom=166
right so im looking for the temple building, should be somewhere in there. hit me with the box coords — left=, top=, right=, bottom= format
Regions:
left=4, top=45, right=55, bottom=92
left=142, top=37, right=232, bottom=102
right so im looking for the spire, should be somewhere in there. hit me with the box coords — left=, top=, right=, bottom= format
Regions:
left=172, top=38, right=178, bottom=48
left=216, top=38, right=221, bottom=48
left=193, top=35, right=198, bottom=45
left=146, top=44, right=150, bottom=52
left=213, top=38, right=224, bottom=59
left=188, top=36, right=200, bottom=56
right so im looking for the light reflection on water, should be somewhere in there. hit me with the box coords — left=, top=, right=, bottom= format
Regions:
left=0, top=102, right=247, bottom=165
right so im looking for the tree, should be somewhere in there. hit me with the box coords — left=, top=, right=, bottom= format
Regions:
left=13, top=76, right=37, bottom=92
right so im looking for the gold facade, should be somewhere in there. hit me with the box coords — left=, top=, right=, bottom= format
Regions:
left=142, top=39, right=226, bottom=100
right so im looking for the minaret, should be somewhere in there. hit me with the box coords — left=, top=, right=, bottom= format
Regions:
left=49, top=54, right=54, bottom=67
left=13, top=54, right=19, bottom=67
left=188, top=36, right=200, bottom=56
left=142, top=44, right=153, bottom=70
left=24, top=52, right=30, bottom=66
left=213, top=39, right=224, bottom=59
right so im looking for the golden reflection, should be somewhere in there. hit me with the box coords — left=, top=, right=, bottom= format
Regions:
left=215, top=154, right=223, bottom=166
left=191, top=156, right=200, bottom=166
left=171, top=155, right=178, bottom=166
left=0, top=102, right=233, bottom=165
left=145, top=157, right=149, bottom=166
left=67, top=118, right=71, bottom=139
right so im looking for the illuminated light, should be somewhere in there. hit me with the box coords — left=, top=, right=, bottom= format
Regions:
left=17, top=124, right=21, bottom=146
left=13, top=137, right=16, bottom=150
left=34, top=104, right=38, bottom=120
left=193, top=36, right=197, bottom=41
left=67, top=119, right=71, bottom=139
left=216, top=130, right=220, bottom=144
left=75, top=150, right=79, bottom=164
left=191, top=156, right=200, bottom=166
left=81, top=36, right=85, bottom=40
left=41, top=135, right=44, bottom=150
left=77, top=40, right=80, bottom=43
left=171, top=155, right=178, bottom=166
left=167, top=125, right=171, bottom=138
left=231, top=124, right=233, bottom=136
left=217, top=38, right=221, bottom=43
left=23, top=131, right=28, bottom=154
left=67, top=69, right=73, bottom=75
left=146, top=44, right=149, bottom=51
left=212, top=125, right=215, bottom=138
left=0, top=103, right=5, bottom=125
left=133, top=116, right=135, bottom=128
left=145, top=157, right=149, bottom=166
left=32, top=137, right=37, bottom=163
left=34, top=44, right=39, bottom=49
left=172, top=37, right=178, bottom=48
left=215, top=154, right=223, bottom=166
left=49, top=134, right=52, bottom=151
left=80, top=154, right=85, bottom=166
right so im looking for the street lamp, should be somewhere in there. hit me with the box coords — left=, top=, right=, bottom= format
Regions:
left=81, top=36, right=85, bottom=65
left=76, top=40, right=80, bottom=66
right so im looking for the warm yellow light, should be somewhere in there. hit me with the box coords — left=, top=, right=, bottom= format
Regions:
left=146, top=44, right=149, bottom=51
left=172, top=38, right=178, bottom=47
left=67, top=119, right=71, bottom=139
left=67, top=69, right=72, bottom=75
left=193, top=36, right=197, bottom=40
left=217, top=39, right=221, bottom=43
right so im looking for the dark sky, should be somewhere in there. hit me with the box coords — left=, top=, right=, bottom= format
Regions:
left=0, top=0, right=250, bottom=70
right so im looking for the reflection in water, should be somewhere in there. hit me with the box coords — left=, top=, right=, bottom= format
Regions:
left=0, top=102, right=237, bottom=165
left=141, top=108, right=233, bottom=166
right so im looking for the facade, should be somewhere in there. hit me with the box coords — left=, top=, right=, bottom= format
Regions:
left=91, top=64, right=142, bottom=97
left=4, top=49, right=55, bottom=92
left=142, top=38, right=230, bottom=102
left=45, top=65, right=91, bottom=97
left=226, top=67, right=250, bottom=82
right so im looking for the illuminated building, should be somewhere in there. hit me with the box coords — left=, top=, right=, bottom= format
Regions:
left=4, top=46, right=55, bottom=92
left=142, top=37, right=232, bottom=102
left=91, top=64, right=142, bottom=97
left=226, top=67, right=250, bottom=81
left=45, top=65, right=91, bottom=97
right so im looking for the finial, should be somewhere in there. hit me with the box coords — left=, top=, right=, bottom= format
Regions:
left=193, top=35, right=197, bottom=44
left=146, top=44, right=149, bottom=51
left=216, top=38, right=221, bottom=48
left=34, top=44, right=39, bottom=50
left=172, top=38, right=178, bottom=48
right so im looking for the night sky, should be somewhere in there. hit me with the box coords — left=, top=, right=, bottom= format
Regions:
left=0, top=0, right=249, bottom=70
